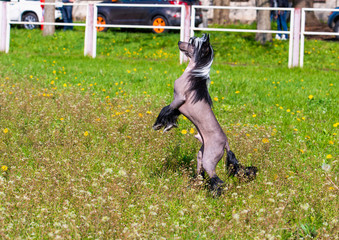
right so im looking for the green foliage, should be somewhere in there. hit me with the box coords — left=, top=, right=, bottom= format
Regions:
left=0, top=28, right=338, bottom=239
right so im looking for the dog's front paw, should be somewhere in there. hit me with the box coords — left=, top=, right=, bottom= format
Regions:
left=152, top=123, right=163, bottom=131
left=163, top=123, right=178, bottom=132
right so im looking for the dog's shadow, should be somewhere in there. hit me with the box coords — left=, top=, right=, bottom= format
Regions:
left=151, top=143, right=197, bottom=178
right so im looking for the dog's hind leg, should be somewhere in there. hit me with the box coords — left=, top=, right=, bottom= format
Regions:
left=202, top=140, right=226, bottom=196
left=196, top=145, right=205, bottom=177
left=194, top=133, right=205, bottom=177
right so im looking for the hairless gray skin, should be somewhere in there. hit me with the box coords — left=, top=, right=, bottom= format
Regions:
left=153, top=34, right=257, bottom=195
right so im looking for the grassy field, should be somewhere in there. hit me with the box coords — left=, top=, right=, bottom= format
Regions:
left=0, top=28, right=338, bottom=239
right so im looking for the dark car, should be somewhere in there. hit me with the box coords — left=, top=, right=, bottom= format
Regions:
left=97, top=0, right=203, bottom=33
left=328, top=7, right=339, bottom=39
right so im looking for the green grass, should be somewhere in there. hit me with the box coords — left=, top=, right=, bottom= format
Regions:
left=0, top=28, right=338, bottom=239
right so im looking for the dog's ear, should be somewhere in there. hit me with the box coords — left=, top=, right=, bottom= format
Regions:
left=205, top=34, right=210, bottom=44
left=201, top=34, right=210, bottom=44
left=200, top=36, right=211, bottom=58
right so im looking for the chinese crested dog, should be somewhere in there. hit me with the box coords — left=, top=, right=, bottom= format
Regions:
left=153, top=34, right=257, bottom=195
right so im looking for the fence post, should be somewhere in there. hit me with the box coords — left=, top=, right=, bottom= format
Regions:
left=288, top=8, right=294, bottom=68
left=299, top=8, right=306, bottom=67
left=0, top=2, right=10, bottom=53
left=190, top=5, right=195, bottom=37
left=84, top=3, right=97, bottom=58
left=180, top=5, right=185, bottom=64
left=292, top=8, right=301, bottom=67
left=181, top=4, right=191, bottom=63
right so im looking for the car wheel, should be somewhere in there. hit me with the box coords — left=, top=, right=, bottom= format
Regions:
left=22, top=12, right=39, bottom=30
left=152, top=15, right=168, bottom=34
left=334, top=20, right=339, bottom=40
left=97, top=14, right=108, bottom=32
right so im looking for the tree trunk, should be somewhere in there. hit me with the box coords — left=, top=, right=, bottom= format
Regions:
left=43, top=0, right=55, bottom=36
left=212, top=0, right=230, bottom=25
left=255, top=0, right=272, bottom=44
left=293, top=0, right=320, bottom=26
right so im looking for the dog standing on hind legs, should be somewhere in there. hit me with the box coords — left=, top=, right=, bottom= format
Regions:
left=153, top=34, right=257, bottom=195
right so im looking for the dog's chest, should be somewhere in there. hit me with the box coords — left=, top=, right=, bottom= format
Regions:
left=173, top=77, right=189, bottom=96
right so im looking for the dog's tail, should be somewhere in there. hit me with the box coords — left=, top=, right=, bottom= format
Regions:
left=153, top=105, right=181, bottom=132
left=226, top=150, right=257, bottom=181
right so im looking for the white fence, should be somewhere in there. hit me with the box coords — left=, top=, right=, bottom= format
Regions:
left=0, top=1, right=338, bottom=68
left=192, top=5, right=296, bottom=67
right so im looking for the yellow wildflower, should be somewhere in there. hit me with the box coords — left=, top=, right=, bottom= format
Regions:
left=1, top=165, right=8, bottom=171
left=84, top=131, right=89, bottom=137
left=3, top=128, right=8, bottom=134
left=262, top=138, right=269, bottom=143
left=326, top=154, right=332, bottom=159
left=308, top=95, right=313, bottom=100
left=190, top=128, right=195, bottom=134
left=181, top=130, right=187, bottom=135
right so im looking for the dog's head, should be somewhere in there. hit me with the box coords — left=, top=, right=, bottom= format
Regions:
left=178, top=34, right=213, bottom=63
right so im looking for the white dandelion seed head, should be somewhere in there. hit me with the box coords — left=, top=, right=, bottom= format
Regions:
left=321, top=163, right=331, bottom=172
left=300, top=203, right=310, bottom=211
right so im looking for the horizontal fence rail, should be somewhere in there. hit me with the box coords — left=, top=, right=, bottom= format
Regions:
left=0, top=1, right=338, bottom=68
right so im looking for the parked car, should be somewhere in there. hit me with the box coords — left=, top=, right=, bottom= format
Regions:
left=8, top=0, right=63, bottom=30
left=328, top=7, right=339, bottom=39
left=97, top=0, right=203, bottom=33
